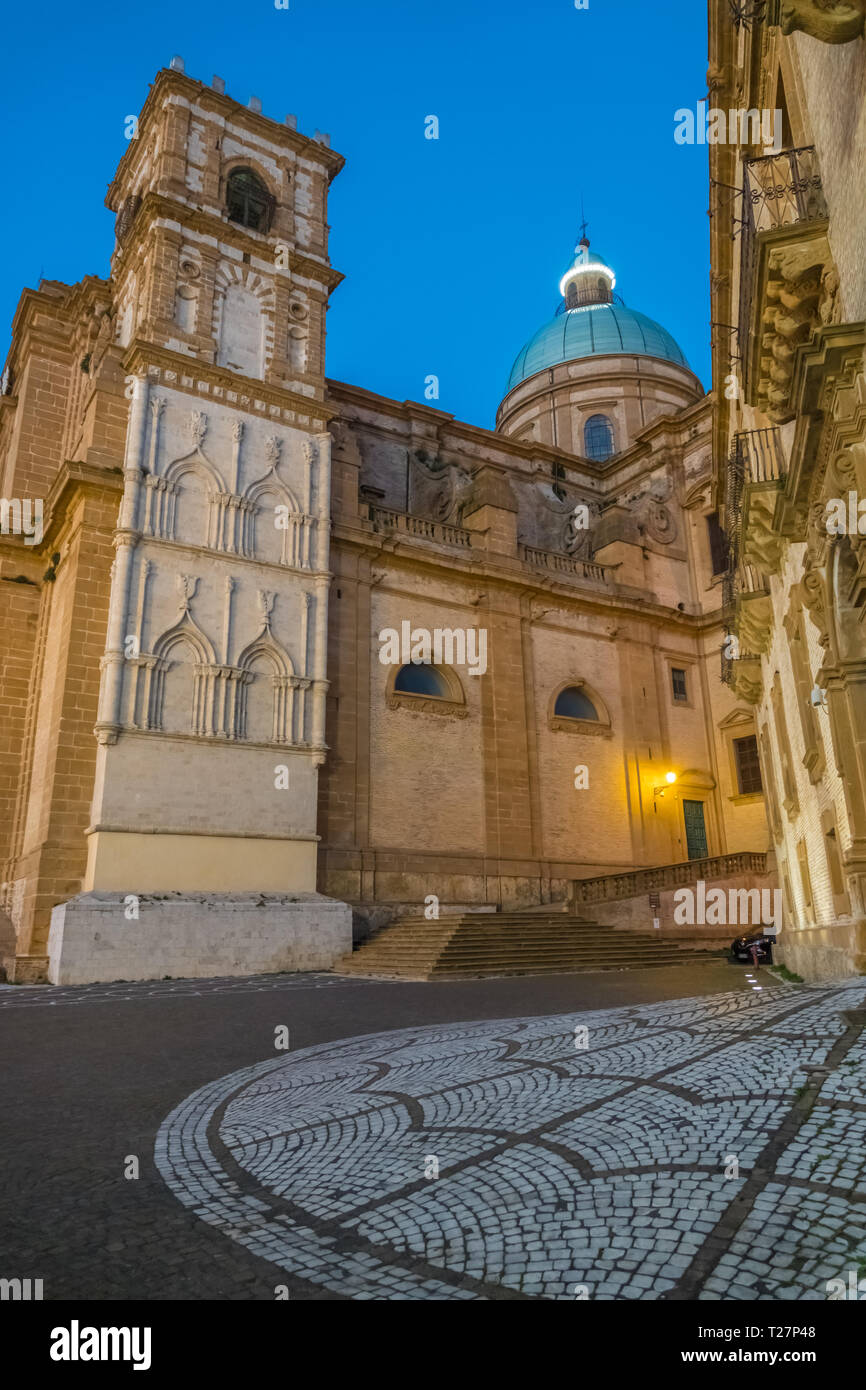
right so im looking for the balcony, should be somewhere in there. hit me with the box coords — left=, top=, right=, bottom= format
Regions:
left=366, top=504, right=473, bottom=549
left=519, top=543, right=612, bottom=585
left=738, top=146, right=835, bottom=422
left=724, top=428, right=786, bottom=576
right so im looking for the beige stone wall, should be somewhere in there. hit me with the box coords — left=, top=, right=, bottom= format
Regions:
left=368, top=585, right=485, bottom=857
left=530, top=623, right=631, bottom=867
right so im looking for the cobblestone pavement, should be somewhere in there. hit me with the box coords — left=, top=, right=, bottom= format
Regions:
left=157, top=978, right=866, bottom=1300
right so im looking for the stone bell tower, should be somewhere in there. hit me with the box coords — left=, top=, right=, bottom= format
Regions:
left=48, top=60, right=351, bottom=982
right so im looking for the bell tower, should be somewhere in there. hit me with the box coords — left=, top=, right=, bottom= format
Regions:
left=48, top=60, right=352, bottom=983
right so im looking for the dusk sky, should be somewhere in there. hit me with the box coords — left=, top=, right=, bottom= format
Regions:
left=0, top=0, right=710, bottom=428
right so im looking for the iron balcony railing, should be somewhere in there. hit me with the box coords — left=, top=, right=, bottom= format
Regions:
left=721, top=429, right=783, bottom=687
left=738, top=145, right=827, bottom=364
left=724, top=426, right=786, bottom=571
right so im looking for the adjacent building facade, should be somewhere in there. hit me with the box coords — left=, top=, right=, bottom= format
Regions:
left=710, top=0, right=866, bottom=977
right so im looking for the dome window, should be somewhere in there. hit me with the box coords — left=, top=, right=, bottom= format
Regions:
left=584, top=414, right=615, bottom=463
left=226, top=167, right=274, bottom=233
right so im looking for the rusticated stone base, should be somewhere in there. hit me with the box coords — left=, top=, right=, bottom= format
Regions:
left=47, top=892, right=352, bottom=986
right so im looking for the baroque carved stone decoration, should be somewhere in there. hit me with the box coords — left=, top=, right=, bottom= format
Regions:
left=757, top=238, right=839, bottom=423
left=778, top=0, right=866, bottom=44
left=189, top=411, right=208, bottom=448
left=386, top=692, right=469, bottom=719
left=802, top=564, right=830, bottom=650
left=563, top=499, right=600, bottom=558
left=409, top=449, right=473, bottom=524
left=644, top=502, right=678, bottom=545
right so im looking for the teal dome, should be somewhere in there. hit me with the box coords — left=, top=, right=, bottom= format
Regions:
left=506, top=301, right=691, bottom=393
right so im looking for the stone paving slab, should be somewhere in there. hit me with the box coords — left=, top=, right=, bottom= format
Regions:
left=154, top=977, right=866, bottom=1300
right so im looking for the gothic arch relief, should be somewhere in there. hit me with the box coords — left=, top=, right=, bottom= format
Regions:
left=244, top=435, right=316, bottom=568
left=159, top=412, right=227, bottom=550
left=236, top=591, right=307, bottom=745
left=147, top=576, right=218, bottom=736
left=213, top=264, right=276, bottom=380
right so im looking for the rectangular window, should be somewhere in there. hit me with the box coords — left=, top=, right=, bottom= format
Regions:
left=733, top=734, right=763, bottom=795
left=671, top=667, right=688, bottom=702
left=706, top=512, right=728, bottom=576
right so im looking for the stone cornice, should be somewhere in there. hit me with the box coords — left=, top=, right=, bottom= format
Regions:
left=122, top=342, right=335, bottom=428
left=21, top=460, right=125, bottom=558
left=332, top=518, right=728, bottom=636
left=3, top=276, right=113, bottom=379
left=113, top=192, right=344, bottom=295
left=327, top=378, right=712, bottom=484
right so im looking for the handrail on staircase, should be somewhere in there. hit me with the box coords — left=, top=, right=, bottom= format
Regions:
left=567, top=851, right=769, bottom=908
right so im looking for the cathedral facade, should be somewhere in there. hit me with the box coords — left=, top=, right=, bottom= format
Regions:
left=0, top=57, right=788, bottom=985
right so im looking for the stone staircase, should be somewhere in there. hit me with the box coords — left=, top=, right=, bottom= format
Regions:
left=332, top=910, right=717, bottom=981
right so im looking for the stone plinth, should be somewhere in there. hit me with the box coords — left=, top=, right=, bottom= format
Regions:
left=47, top=892, right=352, bottom=985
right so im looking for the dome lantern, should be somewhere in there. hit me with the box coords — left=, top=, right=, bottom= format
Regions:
left=559, top=235, right=616, bottom=310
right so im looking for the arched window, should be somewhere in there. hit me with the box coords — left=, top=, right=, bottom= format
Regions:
left=566, top=282, right=579, bottom=310
left=584, top=414, right=615, bottom=463
left=549, top=680, right=611, bottom=735
left=554, top=686, right=599, bottom=721
left=226, top=167, right=274, bottom=232
left=393, top=664, right=450, bottom=698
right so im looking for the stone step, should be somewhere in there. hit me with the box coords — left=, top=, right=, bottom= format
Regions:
left=334, top=907, right=718, bottom=979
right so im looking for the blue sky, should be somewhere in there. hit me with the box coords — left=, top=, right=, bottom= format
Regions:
left=0, top=0, right=710, bottom=429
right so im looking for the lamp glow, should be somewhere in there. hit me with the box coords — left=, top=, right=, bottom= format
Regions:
left=665, top=771, right=677, bottom=785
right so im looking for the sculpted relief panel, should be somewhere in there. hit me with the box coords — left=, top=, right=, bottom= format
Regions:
left=110, top=392, right=324, bottom=748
